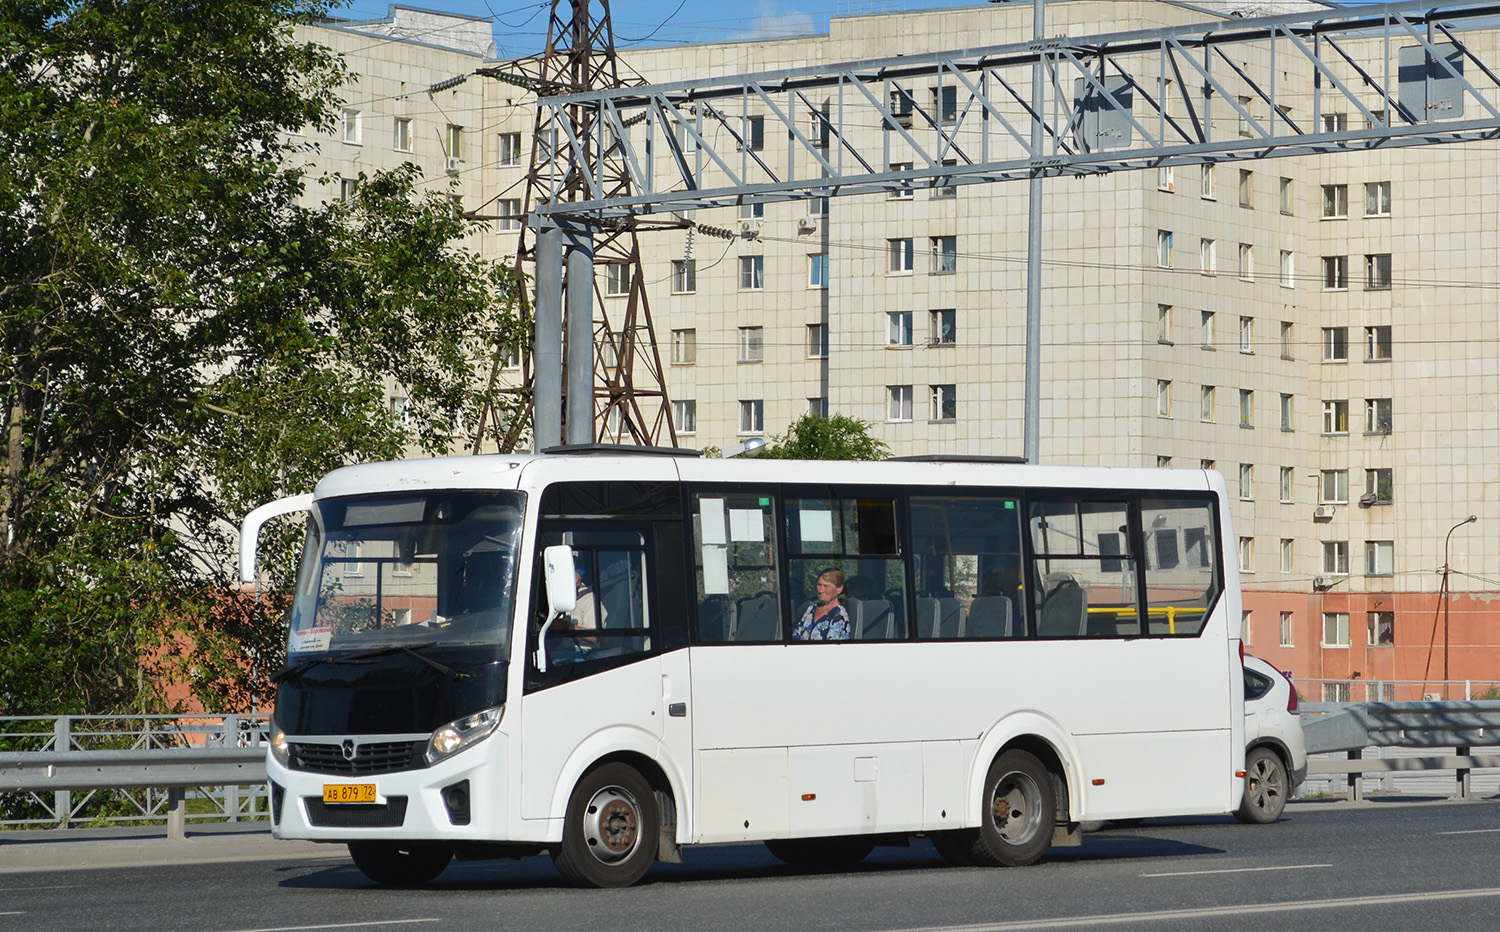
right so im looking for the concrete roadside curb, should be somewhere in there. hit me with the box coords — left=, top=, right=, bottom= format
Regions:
left=0, top=827, right=344, bottom=874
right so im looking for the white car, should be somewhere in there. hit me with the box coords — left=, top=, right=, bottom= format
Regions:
left=1238, top=655, right=1308, bottom=823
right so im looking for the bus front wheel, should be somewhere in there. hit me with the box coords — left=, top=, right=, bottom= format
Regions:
left=347, top=841, right=453, bottom=886
left=553, top=762, right=659, bottom=888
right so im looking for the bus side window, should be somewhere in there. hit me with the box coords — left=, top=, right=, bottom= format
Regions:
left=692, top=493, right=781, bottom=643
left=1027, top=499, right=1138, bottom=638
left=1142, top=496, right=1220, bottom=636
left=910, top=495, right=1024, bottom=640
left=786, top=493, right=906, bottom=640
left=531, top=528, right=654, bottom=678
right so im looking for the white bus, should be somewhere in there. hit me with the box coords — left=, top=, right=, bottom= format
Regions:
left=240, top=449, right=1245, bottom=887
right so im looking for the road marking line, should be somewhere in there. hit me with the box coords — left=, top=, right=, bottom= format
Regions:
left=1439, top=828, right=1500, bottom=835
left=872, top=887, right=1500, bottom=931
left=1142, top=862, right=1331, bottom=877
left=209, top=921, right=440, bottom=932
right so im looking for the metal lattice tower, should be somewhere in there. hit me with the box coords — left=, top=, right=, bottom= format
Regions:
left=472, top=0, right=678, bottom=453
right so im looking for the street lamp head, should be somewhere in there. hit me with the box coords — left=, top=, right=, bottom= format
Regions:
left=1466, top=514, right=1478, bottom=524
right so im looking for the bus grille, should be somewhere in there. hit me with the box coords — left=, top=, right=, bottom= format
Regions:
left=304, top=796, right=408, bottom=828
left=289, top=739, right=426, bottom=776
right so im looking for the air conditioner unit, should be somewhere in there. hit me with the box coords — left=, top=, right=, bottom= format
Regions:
left=1313, top=576, right=1328, bottom=590
left=737, top=219, right=762, bottom=238
left=797, top=216, right=818, bottom=233
left=445, top=157, right=463, bottom=173
left=1313, top=504, right=1336, bottom=520
left=1358, top=492, right=1378, bottom=507
left=1423, top=692, right=1443, bottom=701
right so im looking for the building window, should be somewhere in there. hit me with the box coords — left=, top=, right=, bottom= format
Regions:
left=1365, top=325, right=1392, bottom=361
left=672, top=400, right=697, bottom=434
left=1158, top=230, right=1173, bottom=268
left=1280, top=611, right=1294, bottom=646
left=1239, top=463, right=1253, bottom=500
left=808, top=103, right=830, bottom=148
left=1367, top=611, right=1395, bottom=647
left=1323, top=541, right=1350, bottom=575
left=930, top=384, right=956, bottom=421
left=338, top=177, right=358, bottom=202
left=1280, top=393, right=1294, bottom=431
left=1280, top=539, right=1295, bottom=574
left=496, top=198, right=522, bottom=232
left=738, top=399, right=764, bottom=433
left=1158, top=165, right=1175, bottom=192
left=738, top=326, right=764, bottom=363
left=1323, top=326, right=1348, bottom=362
left=1279, top=250, right=1294, bottom=288
left=1280, top=466, right=1293, bottom=503
left=1241, top=610, right=1252, bottom=643
left=930, top=308, right=956, bottom=345
left=1279, top=321, right=1294, bottom=359
left=888, top=311, right=913, bottom=347
left=932, top=84, right=957, bottom=123
left=1365, top=253, right=1392, bottom=291
left=388, top=397, right=408, bottom=428
left=1239, top=243, right=1254, bottom=281
left=933, top=158, right=958, bottom=199
left=1323, top=611, right=1350, bottom=647
left=1237, top=95, right=1253, bottom=136
left=444, top=124, right=463, bottom=161
left=1365, top=398, right=1392, bottom=435
left=808, top=397, right=828, bottom=418
left=1323, top=681, right=1352, bottom=702
left=1321, top=112, right=1348, bottom=132
left=393, top=117, right=412, bottom=152
left=1201, top=165, right=1216, bottom=199
left=930, top=236, right=957, bottom=275
left=605, top=263, right=631, bottom=297
left=808, top=253, right=828, bottom=288
left=1239, top=389, right=1253, bottom=428
left=740, top=115, right=764, bottom=150
left=671, top=328, right=696, bottom=365
left=1157, top=304, right=1173, bottom=344
left=888, top=238, right=914, bottom=274
left=1200, top=310, right=1215, bottom=349
left=1321, top=469, right=1349, bottom=504
left=1200, top=238, right=1216, bottom=275
left=1157, top=455, right=1172, bottom=468
left=740, top=201, right=765, bottom=219
left=1157, top=380, right=1172, bottom=417
left=1239, top=537, right=1254, bottom=572
left=807, top=323, right=828, bottom=358
left=672, top=259, right=697, bottom=294
left=888, top=162, right=914, bottom=199
left=1239, top=316, right=1254, bottom=353
left=739, top=255, right=764, bottom=290
left=1366, top=540, right=1394, bottom=577
left=1322, top=255, right=1349, bottom=290
left=1200, top=385, right=1215, bottom=422
left=498, top=132, right=522, bottom=166
left=1279, top=176, right=1292, bottom=214
left=1201, top=458, right=1216, bottom=470
left=1238, top=169, right=1253, bottom=208
left=1321, top=183, right=1348, bottom=218
left=888, top=385, right=913, bottom=422
left=1365, top=181, right=1392, bottom=217
left=341, top=108, right=361, bottom=143
left=1365, top=468, right=1393, bottom=505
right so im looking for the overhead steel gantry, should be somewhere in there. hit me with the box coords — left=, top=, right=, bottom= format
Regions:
left=532, top=0, right=1500, bottom=219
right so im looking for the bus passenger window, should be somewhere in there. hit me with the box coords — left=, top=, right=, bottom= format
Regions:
left=786, top=493, right=906, bottom=640
left=1027, top=500, right=1139, bottom=638
left=1142, top=497, right=1221, bottom=636
left=692, top=494, right=780, bottom=643
left=910, top=496, right=1024, bottom=639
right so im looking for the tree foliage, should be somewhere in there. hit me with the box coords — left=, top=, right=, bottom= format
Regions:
left=759, top=414, right=891, bottom=461
left=0, top=1, right=527, bottom=714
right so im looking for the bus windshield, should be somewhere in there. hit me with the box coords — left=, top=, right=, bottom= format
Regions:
left=288, top=491, right=525, bottom=657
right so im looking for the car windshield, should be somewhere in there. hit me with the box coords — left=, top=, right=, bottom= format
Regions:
left=288, top=491, right=525, bottom=656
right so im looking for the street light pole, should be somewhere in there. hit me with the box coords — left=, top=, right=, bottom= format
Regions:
left=1441, top=514, right=1478, bottom=697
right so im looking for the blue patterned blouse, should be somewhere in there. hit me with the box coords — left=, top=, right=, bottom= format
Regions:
left=792, top=602, right=851, bottom=640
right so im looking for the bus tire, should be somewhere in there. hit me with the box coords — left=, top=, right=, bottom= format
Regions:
left=930, top=829, right=982, bottom=866
left=764, top=835, right=875, bottom=868
left=347, top=841, right=453, bottom=886
left=969, top=749, right=1055, bottom=867
left=1235, top=747, right=1288, bottom=824
left=552, top=762, right=659, bottom=888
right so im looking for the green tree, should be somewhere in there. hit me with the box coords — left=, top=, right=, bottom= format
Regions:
left=0, top=1, right=527, bottom=714
left=759, top=414, right=891, bottom=461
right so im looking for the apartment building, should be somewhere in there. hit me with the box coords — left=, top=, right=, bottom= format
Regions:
left=305, top=2, right=1500, bottom=697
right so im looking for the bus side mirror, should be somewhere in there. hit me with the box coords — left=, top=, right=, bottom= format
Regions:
left=543, top=545, right=577, bottom=615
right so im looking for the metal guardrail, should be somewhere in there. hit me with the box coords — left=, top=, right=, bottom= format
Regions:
left=1300, top=701, right=1500, bottom=802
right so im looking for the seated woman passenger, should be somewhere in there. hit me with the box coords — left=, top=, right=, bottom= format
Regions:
left=792, top=569, right=851, bottom=641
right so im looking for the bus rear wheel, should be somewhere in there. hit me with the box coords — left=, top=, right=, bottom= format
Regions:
left=764, top=835, right=875, bottom=868
left=347, top=841, right=453, bottom=886
left=940, top=750, right=1056, bottom=868
left=553, top=762, right=659, bottom=888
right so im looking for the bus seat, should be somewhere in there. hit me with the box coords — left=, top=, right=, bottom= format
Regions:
left=1038, top=579, right=1088, bottom=637
left=936, top=597, right=964, bottom=638
left=967, top=596, right=1012, bottom=638
left=914, top=597, right=940, bottom=637
left=734, top=594, right=780, bottom=642
left=853, top=598, right=892, bottom=639
left=698, top=595, right=732, bottom=642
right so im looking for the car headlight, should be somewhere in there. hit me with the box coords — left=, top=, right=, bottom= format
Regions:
left=425, top=705, right=504, bottom=766
left=270, top=726, right=291, bottom=768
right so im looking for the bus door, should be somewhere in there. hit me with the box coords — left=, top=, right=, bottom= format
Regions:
left=518, top=523, right=690, bottom=821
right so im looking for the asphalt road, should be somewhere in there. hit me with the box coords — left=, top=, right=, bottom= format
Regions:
left=3, top=799, right=1499, bottom=932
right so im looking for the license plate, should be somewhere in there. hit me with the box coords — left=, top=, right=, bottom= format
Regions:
left=323, top=783, right=378, bottom=804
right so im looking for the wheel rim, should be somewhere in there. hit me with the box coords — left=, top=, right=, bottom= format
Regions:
left=582, top=784, right=642, bottom=864
left=1248, top=757, right=1283, bottom=813
left=989, top=770, right=1045, bottom=846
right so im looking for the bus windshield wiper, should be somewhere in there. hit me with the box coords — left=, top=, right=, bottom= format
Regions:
left=270, top=657, right=325, bottom=684
left=337, top=642, right=470, bottom=681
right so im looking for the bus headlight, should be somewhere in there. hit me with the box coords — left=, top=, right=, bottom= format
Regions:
left=426, top=705, right=504, bottom=766
left=270, top=726, right=291, bottom=768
